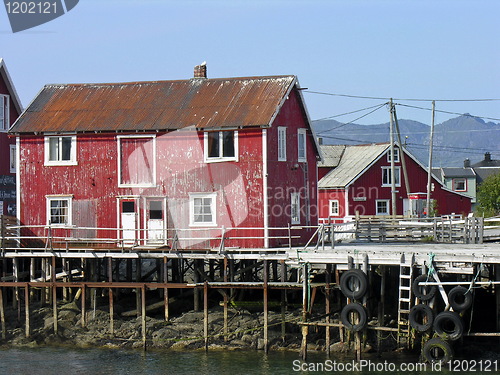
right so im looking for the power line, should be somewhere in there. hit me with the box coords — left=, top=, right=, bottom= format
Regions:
left=316, top=102, right=388, bottom=134
left=312, top=102, right=388, bottom=122
left=304, top=90, right=500, bottom=102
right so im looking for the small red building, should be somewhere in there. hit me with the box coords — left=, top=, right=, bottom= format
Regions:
left=10, top=66, right=320, bottom=249
left=318, top=143, right=472, bottom=220
left=0, top=58, right=23, bottom=216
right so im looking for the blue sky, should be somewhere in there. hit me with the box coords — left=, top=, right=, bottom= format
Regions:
left=0, top=0, right=498, bottom=125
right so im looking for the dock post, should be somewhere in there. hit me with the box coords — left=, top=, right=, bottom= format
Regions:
left=51, top=256, right=58, bottom=335
left=263, top=259, right=269, bottom=353
left=136, top=259, right=142, bottom=318
left=194, top=260, right=200, bottom=312
left=223, top=257, right=228, bottom=342
left=377, top=265, right=386, bottom=354
left=280, top=259, right=286, bottom=343
left=25, top=284, right=30, bottom=338
left=300, top=263, right=308, bottom=361
left=108, top=257, right=114, bottom=336
left=141, top=285, right=147, bottom=350
left=204, top=281, right=209, bottom=351
left=163, top=256, right=169, bottom=322
left=81, top=284, right=86, bottom=327
left=0, top=288, right=5, bottom=339
left=325, top=264, right=331, bottom=356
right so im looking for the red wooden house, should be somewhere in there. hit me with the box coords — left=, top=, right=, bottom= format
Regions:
left=10, top=65, right=319, bottom=249
left=0, top=58, right=23, bottom=216
left=318, top=143, right=472, bottom=220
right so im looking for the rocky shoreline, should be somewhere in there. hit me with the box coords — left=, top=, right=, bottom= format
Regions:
left=2, top=298, right=379, bottom=354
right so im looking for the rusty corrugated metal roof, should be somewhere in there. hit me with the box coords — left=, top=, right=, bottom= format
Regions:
left=10, top=75, right=297, bottom=134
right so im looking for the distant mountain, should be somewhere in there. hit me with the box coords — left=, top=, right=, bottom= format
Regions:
left=312, top=115, right=500, bottom=167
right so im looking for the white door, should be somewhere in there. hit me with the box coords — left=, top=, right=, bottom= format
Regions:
left=121, top=200, right=137, bottom=245
left=147, top=199, right=165, bottom=243
left=403, top=199, right=410, bottom=217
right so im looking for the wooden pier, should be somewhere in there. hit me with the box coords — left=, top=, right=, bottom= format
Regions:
left=0, top=215, right=499, bottom=363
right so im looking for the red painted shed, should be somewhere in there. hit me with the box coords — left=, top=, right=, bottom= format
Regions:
left=10, top=66, right=320, bottom=249
left=318, top=143, right=472, bottom=221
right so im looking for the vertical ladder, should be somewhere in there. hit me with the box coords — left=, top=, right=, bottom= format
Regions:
left=397, top=253, right=414, bottom=348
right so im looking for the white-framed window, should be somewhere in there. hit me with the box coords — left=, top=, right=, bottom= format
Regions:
left=44, top=135, right=77, bottom=166
left=46, top=195, right=73, bottom=226
left=291, top=192, right=301, bottom=224
left=189, top=193, right=217, bottom=227
left=297, top=128, right=306, bottom=162
left=204, top=131, right=238, bottom=162
left=387, top=148, right=400, bottom=162
left=376, top=199, right=390, bottom=216
left=329, top=200, right=339, bottom=216
left=9, top=144, right=16, bottom=173
left=278, top=127, right=287, bottom=161
left=381, top=166, right=401, bottom=187
left=0, top=95, right=9, bottom=131
left=118, top=135, right=156, bottom=188
left=452, top=178, right=466, bottom=192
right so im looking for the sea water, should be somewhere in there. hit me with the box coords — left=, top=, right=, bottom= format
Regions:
left=0, top=347, right=491, bottom=374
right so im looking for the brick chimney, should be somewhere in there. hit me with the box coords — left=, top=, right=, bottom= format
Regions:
left=194, top=62, right=207, bottom=78
left=464, top=158, right=470, bottom=168
left=485, top=152, right=491, bottom=162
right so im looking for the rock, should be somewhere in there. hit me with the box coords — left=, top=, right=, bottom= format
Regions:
left=329, top=341, right=351, bottom=353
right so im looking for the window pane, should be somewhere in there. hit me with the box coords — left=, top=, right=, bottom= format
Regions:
left=222, top=131, right=235, bottom=157
left=0, top=96, right=4, bottom=129
left=149, top=200, right=163, bottom=219
left=298, top=132, right=305, bottom=159
left=122, top=201, right=135, bottom=213
left=208, top=132, right=220, bottom=158
left=50, top=200, right=68, bottom=224
left=49, top=138, right=59, bottom=161
left=61, top=137, right=72, bottom=161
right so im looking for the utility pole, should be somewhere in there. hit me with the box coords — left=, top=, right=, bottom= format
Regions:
left=393, top=107, right=411, bottom=205
left=389, top=99, right=397, bottom=217
left=426, top=101, right=436, bottom=217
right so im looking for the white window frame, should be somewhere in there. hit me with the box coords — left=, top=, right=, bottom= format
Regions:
left=46, top=195, right=73, bottom=227
left=204, top=131, right=239, bottom=163
left=376, top=199, right=390, bottom=216
left=387, top=148, right=400, bottom=163
left=117, top=135, right=157, bottom=188
left=291, top=192, right=301, bottom=224
left=9, top=144, right=16, bottom=173
left=0, top=94, right=9, bottom=132
left=189, top=192, right=217, bottom=227
left=278, top=127, right=287, bottom=161
left=453, top=178, right=467, bottom=192
left=329, top=199, right=339, bottom=216
left=381, top=166, right=401, bottom=187
left=44, top=135, right=78, bottom=166
left=297, top=128, right=306, bottom=162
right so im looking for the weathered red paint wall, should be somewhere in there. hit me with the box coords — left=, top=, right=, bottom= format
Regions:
left=318, top=189, right=346, bottom=219
left=267, top=89, right=318, bottom=246
left=19, top=128, right=266, bottom=248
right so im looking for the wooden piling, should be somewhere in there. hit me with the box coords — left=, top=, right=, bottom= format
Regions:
left=136, top=259, right=142, bottom=318
left=280, top=259, right=286, bottom=343
left=163, top=256, right=169, bottom=321
left=25, top=285, right=30, bottom=338
left=325, top=263, right=331, bottom=356
left=204, top=281, right=209, bottom=351
left=223, top=257, right=228, bottom=342
left=0, top=288, right=5, bottom=339
left=51, top=257, right=58, bottom=335
left=108, top=257, right=114, bottom=336
left=141, top=285, right=146, bottom=350
left=300, top=263, right=308, bottom=361
left=81, top=284, right=86, bottom=327
left=263, top=259, right=269, bottom=354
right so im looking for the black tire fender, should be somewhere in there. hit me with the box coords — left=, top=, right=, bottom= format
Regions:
left=340, top=269, right=368, bottom=300
left=340, top=303, right=367, bottom=332
left=448, top=286, right=473, bottom=312
left=409, top=304, right=434, bottom=332
left=433, top=311, right=464, bottom=341
left=412, top=274, right=437, bottom=301
left=423, top=338, right=453, bottom=364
